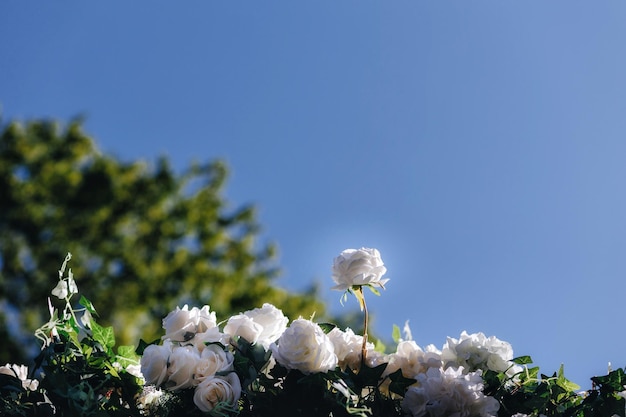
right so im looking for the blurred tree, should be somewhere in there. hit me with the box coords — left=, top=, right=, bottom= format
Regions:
left=0, top=117, right=326, bottom=364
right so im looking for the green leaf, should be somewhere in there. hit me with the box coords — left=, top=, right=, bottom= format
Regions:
left=116, top=345, right=139, bottom=368
left=388, top=368, right=416, bottom=396
left=91, top=321, right=115, bottom=350
left=366, top=285, right=381, bottom=296
left=392, top=324, right=401, bottom=344
left=135, top=338, right=160, bottom=355
left=557, top=364, right=580, bottom=391
left=355, top=362, right=388, bottom=389
left=513, top=355, right=533, bottom=365
left=374, top=337, right=386, bottom=353
left=79, top=295, right=98, bottom=316
left=318, top=323, right=337, bottom=334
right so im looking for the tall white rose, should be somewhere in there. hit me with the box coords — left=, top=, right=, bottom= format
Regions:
left=165, top=346, right=200, bottom=391
left=140, top=342, right=172, bottom=387
left=193, top=372, right=242, bottom=413
left=331, top=248, right=389, bottom=291
left=270, top=318, right=338, bottom=374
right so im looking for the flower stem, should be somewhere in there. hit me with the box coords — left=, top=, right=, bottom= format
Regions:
left=356, top=287, right=369, bottom=364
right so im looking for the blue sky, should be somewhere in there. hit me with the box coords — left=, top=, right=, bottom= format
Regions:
left=2, top=2, right=625, bottom=388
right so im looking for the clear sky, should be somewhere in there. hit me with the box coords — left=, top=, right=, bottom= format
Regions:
left=2, top=2, right=625, bottom=389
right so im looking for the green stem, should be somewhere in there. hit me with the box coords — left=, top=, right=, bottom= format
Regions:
left=357, top=287, right=369, bottom=364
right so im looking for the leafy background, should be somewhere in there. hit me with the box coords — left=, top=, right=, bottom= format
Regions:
left=1, top=1, right=626, bottom=389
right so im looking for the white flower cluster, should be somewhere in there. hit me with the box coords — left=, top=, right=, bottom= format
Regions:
left=140, top=303, right=289, bottom=412
left=345, top=327, right=519, bottom=417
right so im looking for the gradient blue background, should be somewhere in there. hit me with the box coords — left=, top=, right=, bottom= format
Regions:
left=2, top=2, right=625, bottom=389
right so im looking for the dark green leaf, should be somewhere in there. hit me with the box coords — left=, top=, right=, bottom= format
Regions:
left=318, top=323, right=337, bottom=334
left=387, top=368, right=416, bottom=396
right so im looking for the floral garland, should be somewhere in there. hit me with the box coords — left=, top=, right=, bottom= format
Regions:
left=1, top=249, right=625, bottom=417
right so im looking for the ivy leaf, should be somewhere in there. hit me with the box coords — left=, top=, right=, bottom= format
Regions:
left=592, top=368, right=626, bottom=392
left=513, top=355, right=533, bottom=365
left=91, top=321, right=115, bottom=350
left=116, top=345, right=139, bottom=368
left=388, top=368, right=416, bottom=396
left=525, top=366, right=540, bottom=380
left=79, top=295, right=98, bottom=316
left=355, top=362, right=388, bottom=389
left=557, top=364, right=580, bottom=392
left=136, top=338, right=160, bottom=355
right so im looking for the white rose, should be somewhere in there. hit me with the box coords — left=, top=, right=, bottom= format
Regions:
left=140, top=343, right=172, bottom=386
left=401, top=367, right=499, bottom=417
left=331, top=248, right=389, bottom=291
left=194, top=344, right=235, bottom=383
left=442, top=331, right=522, bottom=379
left=327, top=327, right=374, bottom=371
left=165, top=345, right=200, bottom=391
left=224, top=314, right=264, bottom=345
left=0, top=363, right=39, bottom=391
left=162, top=305, right=217, bottom=342
left=193, top=372, right=242, bottom=413
left=385, top=341, right=442, bottom=380
left=243, top=303, right=289, bottom=349
left=270, top=318, right=338, bottom=374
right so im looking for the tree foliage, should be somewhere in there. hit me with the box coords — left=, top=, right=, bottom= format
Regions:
left=0, top=117, right=325, bottom=364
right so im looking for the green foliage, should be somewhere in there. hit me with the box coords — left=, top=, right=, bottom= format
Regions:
left=1, top=255, right=143, bottom=417
left=485, top=356, right=626, bottom=417
left=0, top=116, right=326, bottom=364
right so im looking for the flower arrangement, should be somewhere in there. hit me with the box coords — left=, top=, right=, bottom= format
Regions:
left=2, top=249, right=625, bottom=417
